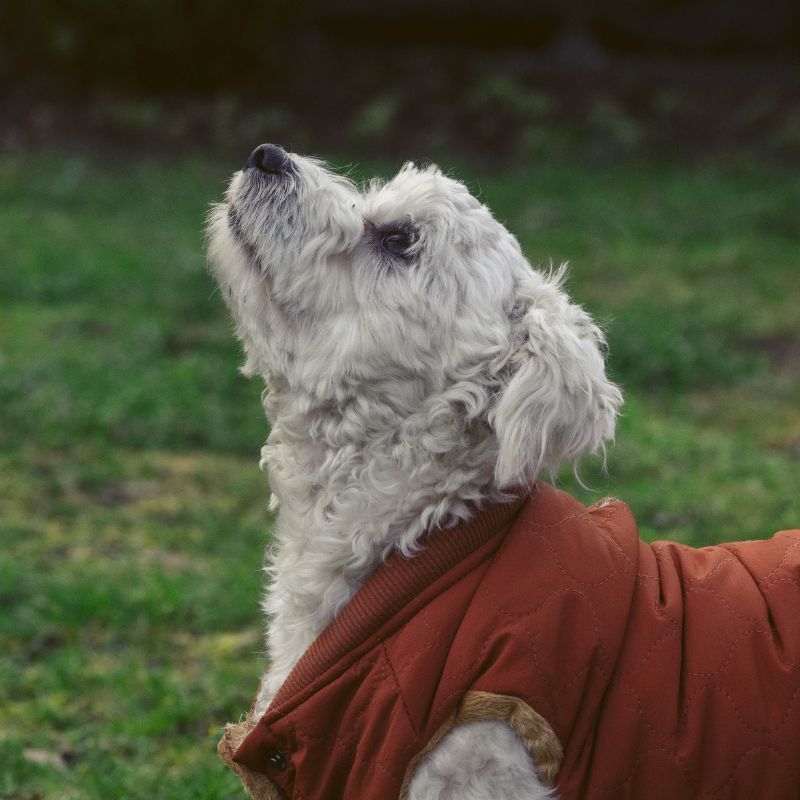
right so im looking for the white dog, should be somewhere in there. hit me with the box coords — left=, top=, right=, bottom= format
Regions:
left=207, top=144, right=619, bottom=799
left=206, top=146, right=800, bottom=800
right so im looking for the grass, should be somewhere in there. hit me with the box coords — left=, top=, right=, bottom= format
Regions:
left=1, top=148, right=799, bottom=798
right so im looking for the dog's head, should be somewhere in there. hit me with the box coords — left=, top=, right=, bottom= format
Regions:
left=207, top=145, right=622, bottom=487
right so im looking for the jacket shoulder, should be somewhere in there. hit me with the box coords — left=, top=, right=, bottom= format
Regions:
left=509, top=482, right=639, bottom=554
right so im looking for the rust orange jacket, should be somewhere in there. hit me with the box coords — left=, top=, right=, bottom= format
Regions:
left=220, top=483, right=800, bottom=799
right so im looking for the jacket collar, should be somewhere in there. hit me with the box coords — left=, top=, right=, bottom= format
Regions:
left=270, top=488, right=532, bottom=711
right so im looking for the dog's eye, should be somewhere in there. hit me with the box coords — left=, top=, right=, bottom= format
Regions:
left=380, top=231, right=412, bottom=257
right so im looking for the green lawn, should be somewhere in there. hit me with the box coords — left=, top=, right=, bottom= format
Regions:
left=1, top=150, right=798, bottom=798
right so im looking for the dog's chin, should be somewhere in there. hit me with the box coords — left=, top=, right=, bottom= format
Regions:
left=225, top=203, right=267, bottom=275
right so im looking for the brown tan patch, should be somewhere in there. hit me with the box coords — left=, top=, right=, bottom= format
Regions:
left=218, top=717, right=285, bottom=800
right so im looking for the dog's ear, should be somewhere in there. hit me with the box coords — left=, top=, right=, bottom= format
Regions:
left=489, top=270, right=622, bottom=488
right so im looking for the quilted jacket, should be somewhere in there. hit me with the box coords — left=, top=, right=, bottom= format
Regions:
left=219, top=483, right=800, bottom=799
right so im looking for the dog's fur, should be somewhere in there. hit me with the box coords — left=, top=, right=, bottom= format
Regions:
left=206, top=150, right=622, bottom=798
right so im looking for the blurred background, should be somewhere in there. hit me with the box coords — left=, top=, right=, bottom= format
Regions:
left=1, top=2, right=799, bottom=797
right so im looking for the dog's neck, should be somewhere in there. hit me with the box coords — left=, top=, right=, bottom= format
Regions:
left=254, top=378, right=501, bottom=714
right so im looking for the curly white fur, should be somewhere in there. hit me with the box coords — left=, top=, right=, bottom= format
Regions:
left=206, top=150, right=621, bottom=798
left=408, top=721, right=556, bottom=800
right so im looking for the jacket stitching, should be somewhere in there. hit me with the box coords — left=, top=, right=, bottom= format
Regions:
left=381, top=641, right=419, bottom=735
left=758, top=537, right=800, bottom=585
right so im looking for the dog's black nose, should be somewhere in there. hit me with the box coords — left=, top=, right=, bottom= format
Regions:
left=245, top=143, right=290, bottom=174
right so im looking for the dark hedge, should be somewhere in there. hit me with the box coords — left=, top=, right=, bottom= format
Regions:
left=1, top=1, right=798, bottom=95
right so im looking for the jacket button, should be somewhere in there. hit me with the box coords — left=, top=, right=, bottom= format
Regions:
left=266, top=749, right=289, bottom=771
